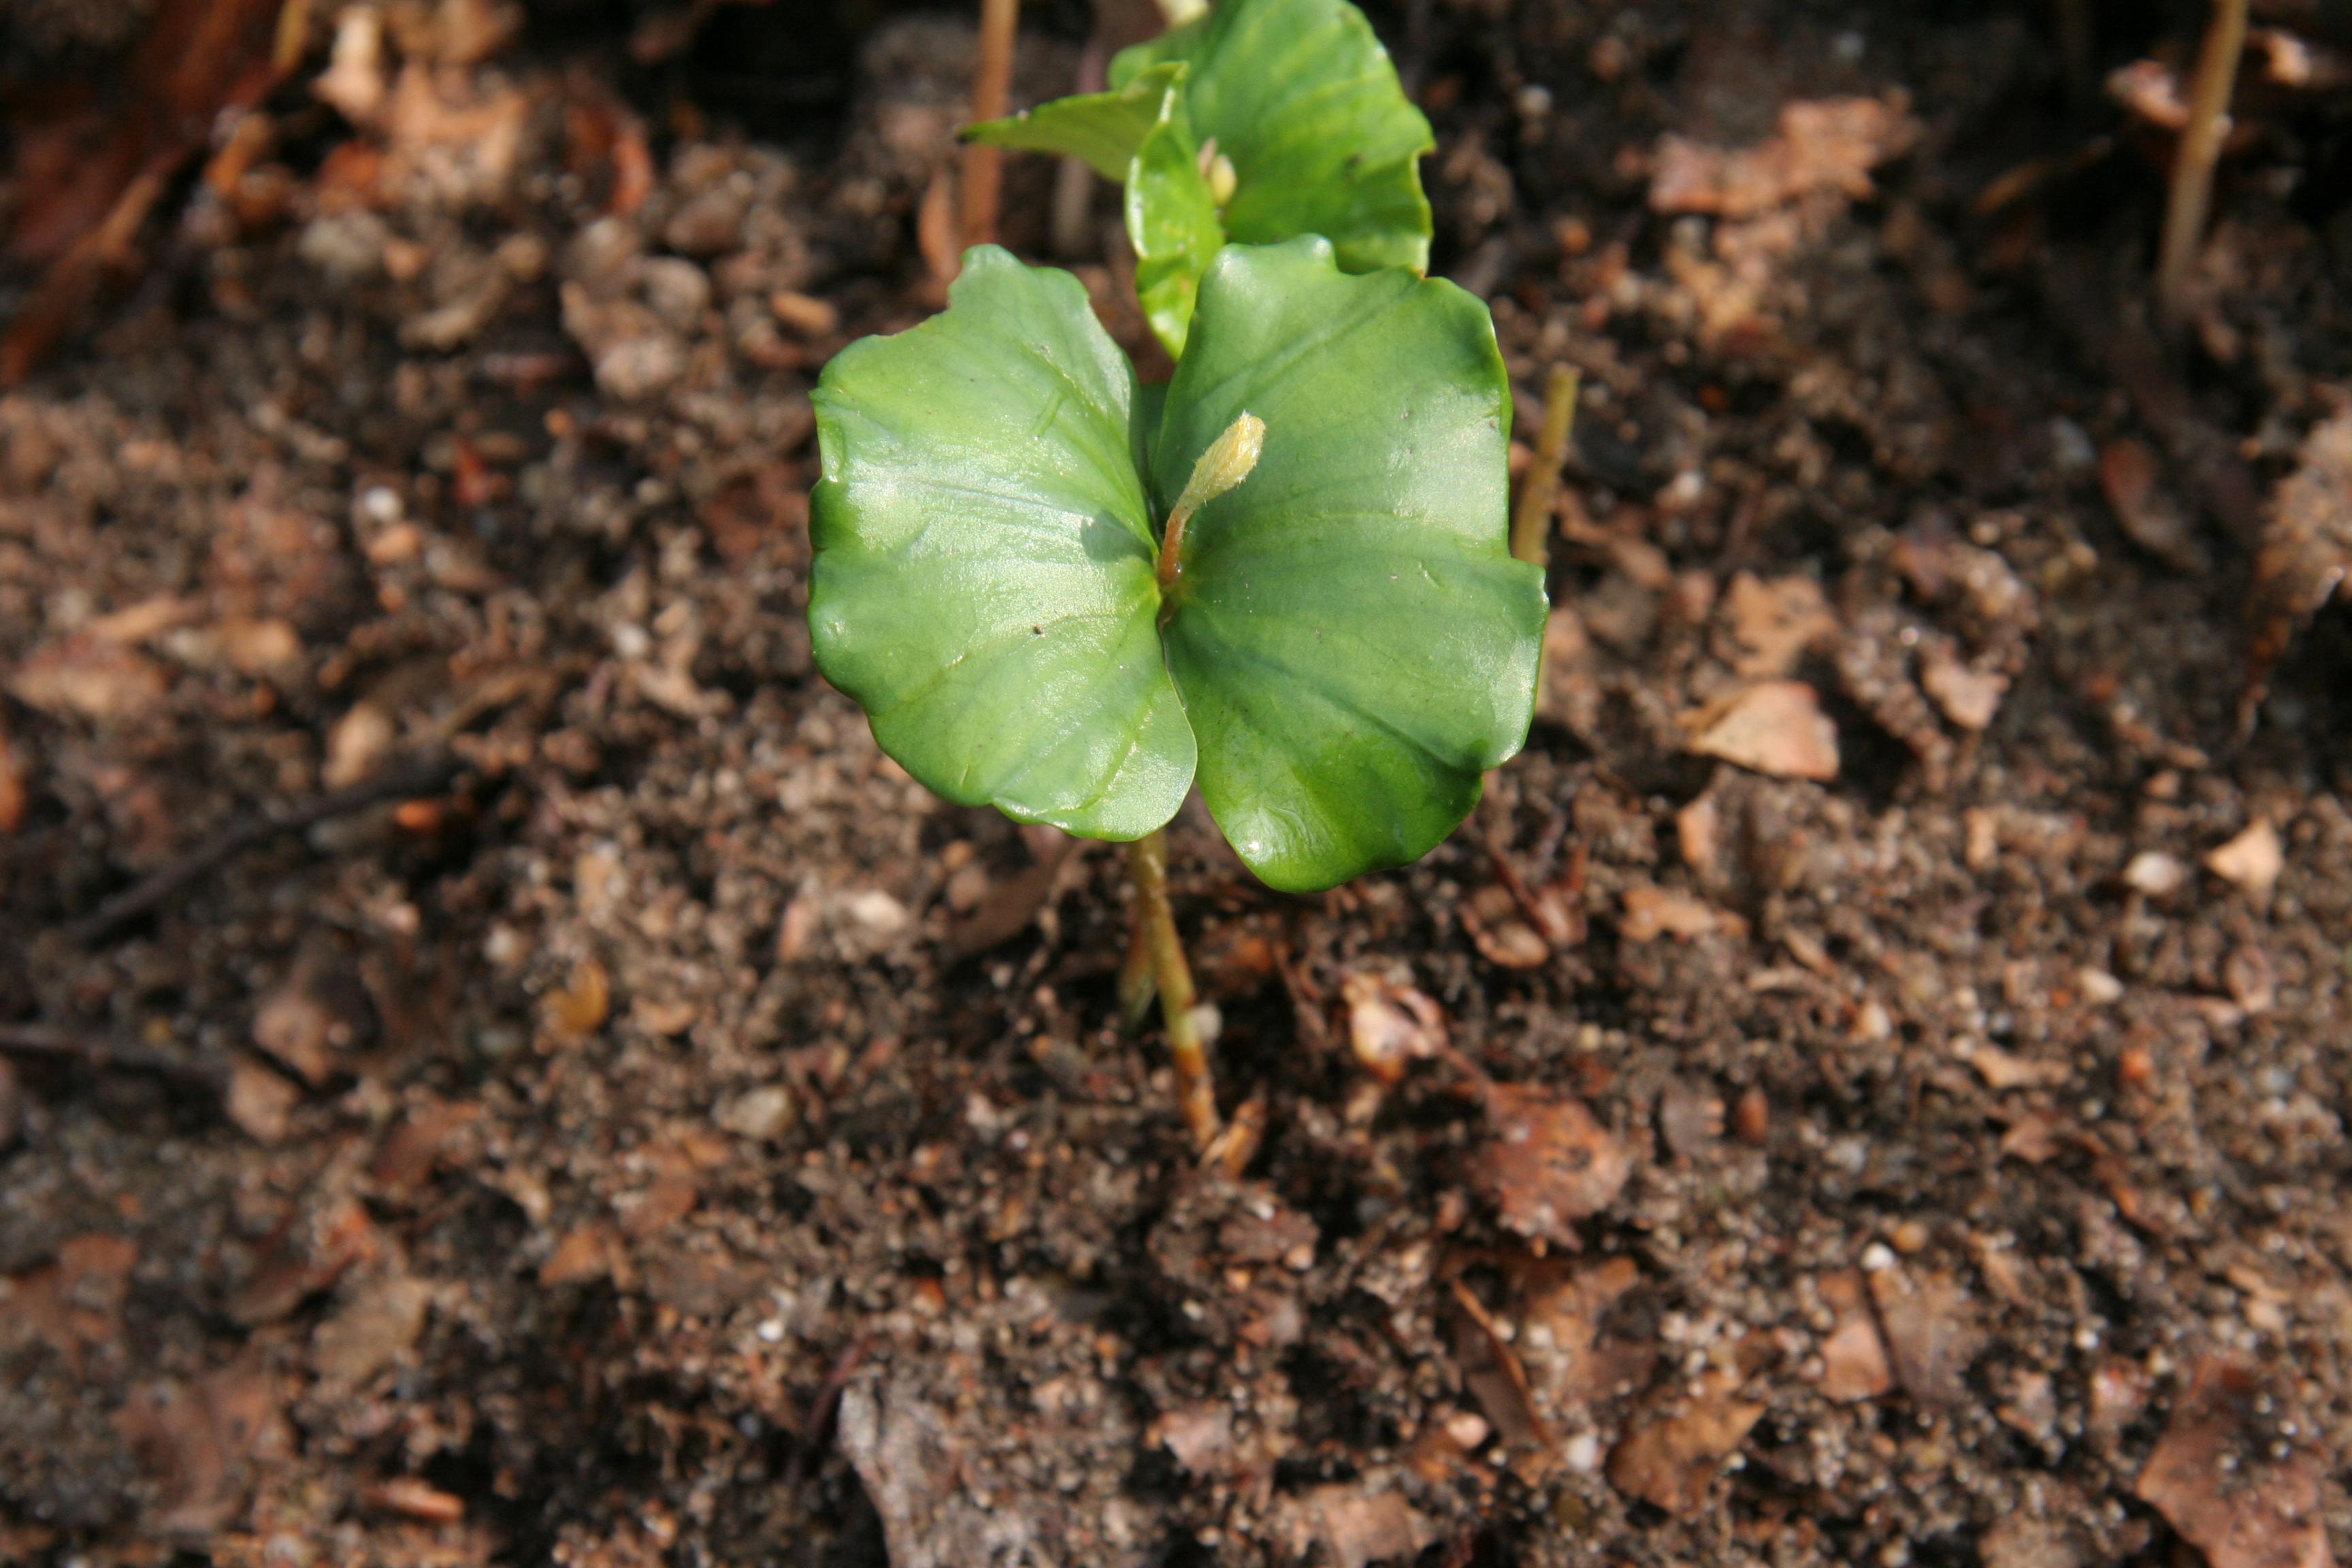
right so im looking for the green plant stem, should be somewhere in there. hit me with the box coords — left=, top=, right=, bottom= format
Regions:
left=1126, top=828, right=1222, bottom=1148
left=1509, top=365, right=1578, bottom=569
left=2156, top=0, right=2249, bottom=330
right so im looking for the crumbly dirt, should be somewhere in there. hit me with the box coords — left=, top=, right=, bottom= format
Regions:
left=3, top=1, right=2351, bottom=1565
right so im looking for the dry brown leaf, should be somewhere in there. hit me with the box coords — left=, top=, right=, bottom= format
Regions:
left=1519, top=1256, right=1648, bottom=1406
left=539, top=1223, right=620, bottom=1287
left=1816, top=1270, right=1894, bottom=1402
left=1962, top=1042, right=2072, bottom=1090
left=1920, top=649, right=2008, bottom=731
left=1606, top=1369, right=1765, bottom=1512
left=2136, top=1358, right=2334, bottom=1568
left=1469, top=1082, right=1631, bottom=1243
left=225, top=1060, right=300, bottom=1144
left=1461, top=883, right=1550, bottom=968
left=1446, top=1279, right=1550, bottom=1448
left=7, top=638, right=171, bottom=724
left=1686, top=681, right=1840, bottom=781
left=1275, top=1484, right=1437, bottom=1568
left=0, top=713, right=28, bottom=834
left=1720, top=571, right=1839, bottom=678
left=1866, top=1265, right=1980, bottom=1407
left=2099, top=437, right=2209, bottom=571
left=1151, top=1403, right=1232, bottom=1475
left=1650, top=95, right=1921, bottom=218
left=311, top=1267, right=432, bottom=1393
left=2207, top=819, right=2285, bottom=903
left=1341, top=973, right=1446, bottom=1083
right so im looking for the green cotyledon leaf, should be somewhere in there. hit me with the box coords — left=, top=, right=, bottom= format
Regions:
left=808, top=246, right=1194, bottom=840
left=1154, top=238, right=1545, bottom=893
left=1112, top=0, right=1433, bottom=274
left=962, top=62, right=1189, bottom=183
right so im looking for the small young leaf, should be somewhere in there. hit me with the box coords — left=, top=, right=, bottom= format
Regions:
left=1113, top=0, right=1434, bottom=274
left=809, top=247, right=1195, bottom=840
left=1155, top=238, right=1544, bottom=892
left=1125, top=93, right=1226, bottom=357
left=963, top=61, right=1189, bottom=183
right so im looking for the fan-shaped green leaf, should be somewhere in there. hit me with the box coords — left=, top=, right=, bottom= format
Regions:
left=1154, top=238, right=1544, bottom=892
left=808, top=247, right=1194, bottom=840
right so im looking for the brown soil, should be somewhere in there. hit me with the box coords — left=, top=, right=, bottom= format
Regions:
left=3, top=1, right=2351, bottom=1565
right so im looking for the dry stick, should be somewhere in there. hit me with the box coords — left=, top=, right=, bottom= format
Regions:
left=1509, top=365, right=1579, bottom=569
left=0, top=1022, right=225, bottom=1088
left=1127, top=830, right=1222, bottom=1149
left=2156, top=0, right=2251, bottom=330
left=63, top=747, right=462, bottom=946
left=962, top=0, right=1022, bottom=250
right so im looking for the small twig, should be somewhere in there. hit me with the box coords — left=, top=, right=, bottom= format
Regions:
left=2156, top=0, right=2251, bottom=330
left=1128, top=829, right=1222, bottom=1150
left=783, top=1333, right=876, bottom=1491
left=0, top=1022, right=226, bottom=1088
left=1510, top=365, right=1579, bottom=569
left=961, top=0, right=1022, bottom=250
left=63, top=749, right=463, bottom=946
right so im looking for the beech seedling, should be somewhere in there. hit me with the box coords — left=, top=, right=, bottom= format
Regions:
left=808, top=237, right=1544, bottom=900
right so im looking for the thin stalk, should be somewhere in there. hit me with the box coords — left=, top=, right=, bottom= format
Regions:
left=2156, top=0, right=2249, bottom=331
left=1128, top=830, right=1221, bottom=1149
left=1509, top=365, right=1578, bottom=569
left=962, top=0, right=1021, bottom=250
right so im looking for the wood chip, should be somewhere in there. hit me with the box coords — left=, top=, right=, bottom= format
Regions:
left=361, top=1476, right=466, bottom=1523
left=1920, top=649, right=2008, bottom=731
left=1275, top=1484, right=1437, bottom=1568
left=1686, top=681, right=1840, bottom=781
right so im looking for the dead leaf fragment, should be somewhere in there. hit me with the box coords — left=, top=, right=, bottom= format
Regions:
left=1621, top=884, right=1744, bottom=943
left=2206, top=819, right=2284, bottom=903
left=8, top=640, right=171, bottom=724
left=1720, top=571, right=1838, bottom=678
left=2136, top=1358, right=2334, bottom=1568
left=1687, top=681, right=1839, bottom=781
left=1961, top=1042, right=2072, bottom=1090
left=1920, top=650, right=2008, bottom=731
left=1816, top=1270, right=1894, bottom=1402
left=1469, top=1082, right=1631, bottom=1243
left=2099, top=438, right=2209, bottom=571
left=1865, top=1265, right=1980, bottom=1407
left=1152, top=1403, right=1232, bottom=1475
left=1650, top=95, right=1921, bottom=218
left=1341, top=973, right=1446, bottom=1083
left=1460, top=883, right=1550, bottom=967
left=225, top=1060, right=300, bottom=1143
left=311, top=1269, right=431, bottom=1393
left=1446, top=1280, right=1549, bottom=1448
left=1606, top=1369, right=1765, bottom=1512
left=1276, top=1484, right=1437, bottom=1568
